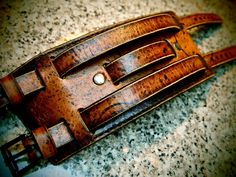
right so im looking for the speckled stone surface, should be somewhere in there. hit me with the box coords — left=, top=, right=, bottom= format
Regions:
left=0, top=0, right=236, bottom=177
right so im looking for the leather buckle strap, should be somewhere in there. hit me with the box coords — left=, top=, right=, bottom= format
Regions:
left=52, top=12, right=222, bottom=78
left=1, top=121, right=75, bottom=176
left=204, top=46, right=236, bottom=68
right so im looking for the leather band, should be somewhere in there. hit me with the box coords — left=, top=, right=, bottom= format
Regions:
left=53, top=12, right=181, bottom=76
left=180, top=13, right=222, bottom=29
left=105, top=40, right=176, bottom=83
left=81, top=45, right=236, bottom=132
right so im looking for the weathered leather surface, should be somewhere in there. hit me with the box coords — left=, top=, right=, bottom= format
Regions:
left=0, top=11, right=236, bottom=176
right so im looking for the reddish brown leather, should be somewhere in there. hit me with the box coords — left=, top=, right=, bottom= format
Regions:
left=0, top=11, right=227, bottom=147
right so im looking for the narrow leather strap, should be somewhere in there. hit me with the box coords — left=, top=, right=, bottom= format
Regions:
left=53, top=12, right=181, bottom=76
left=180, top=13, right=222, bottom=29
left=204, top=46, right=236, bottom=68
left=105, top=40, right=176, bottom=83
left=81, top=55, right=207, bottom=131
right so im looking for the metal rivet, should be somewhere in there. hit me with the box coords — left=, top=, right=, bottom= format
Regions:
left=93, top=73, right=106, bottom=85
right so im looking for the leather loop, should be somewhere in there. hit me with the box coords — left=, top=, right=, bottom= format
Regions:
left=105, top=40, right=176, bottom=83
left=0, top=71, right=44, bottom=106
left=32, top=126, right=57, bottom=159
left=53, top=12, right=181, bottom=76
left=0, top=75, right=24, bottom=105
left=15, top=70, right=44, bottom=96
left=180, top=13, right=222, bottom=30
left=81, top=55, right=207, bottom=131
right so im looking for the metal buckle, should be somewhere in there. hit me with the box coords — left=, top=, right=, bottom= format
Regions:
left=1, top=134, right=41, bottom=176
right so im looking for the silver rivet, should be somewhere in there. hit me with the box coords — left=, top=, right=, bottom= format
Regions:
left=93, top=73, right=106, bottom=85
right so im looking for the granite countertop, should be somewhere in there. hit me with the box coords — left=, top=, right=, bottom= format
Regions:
left=0, top=0, right=236, bottom=177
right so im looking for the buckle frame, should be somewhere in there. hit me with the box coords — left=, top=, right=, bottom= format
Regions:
left=1, top=134, right=41, bottom=176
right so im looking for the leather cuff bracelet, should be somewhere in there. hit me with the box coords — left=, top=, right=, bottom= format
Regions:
left=0, top=11, right=236, bottom=176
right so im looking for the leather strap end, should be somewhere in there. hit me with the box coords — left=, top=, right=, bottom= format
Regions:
left=204, top=45, right=236, bottom=68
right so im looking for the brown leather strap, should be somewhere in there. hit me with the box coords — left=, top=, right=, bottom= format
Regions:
left=53, top=12, right=181, bottom=76
left=105, top=40, right=176, bottom=83
left=204, top=46, right=236, bottom=68
left=180, top=13, right=222, bottom=29
left=81, top=55, right=207, bottom=131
